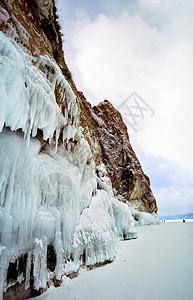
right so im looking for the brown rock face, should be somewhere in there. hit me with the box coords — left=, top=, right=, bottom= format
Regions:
left=0, top=0, right=73, bottom=80
left=94, top=100, right=157, bottom=213
left=79, top=96, right=158, bottom=214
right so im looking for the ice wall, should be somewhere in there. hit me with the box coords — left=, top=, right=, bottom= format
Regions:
left=0, top=129, right=96, bottom=291
left=0, top=129, right=136, bottom=295
left=0, top=31, right=137, bottom=297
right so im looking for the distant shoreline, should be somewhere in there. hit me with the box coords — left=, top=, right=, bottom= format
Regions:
left=159, top=213, right=193, bottom=221
left=160, top=219, right=193, bottom=223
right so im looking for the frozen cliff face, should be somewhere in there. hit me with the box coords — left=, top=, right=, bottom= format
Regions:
left=0, top=0, right=157, bottom=215
left=0, top=32, right=137, bottom=298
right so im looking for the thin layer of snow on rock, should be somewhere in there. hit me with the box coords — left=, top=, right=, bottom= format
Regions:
left=0, top=6, right=18, bottom=39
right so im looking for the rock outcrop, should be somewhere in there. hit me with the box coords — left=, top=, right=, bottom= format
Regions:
left=78, top=93, right=157, bottom=213
left=93, top=100, right=157, bottom=213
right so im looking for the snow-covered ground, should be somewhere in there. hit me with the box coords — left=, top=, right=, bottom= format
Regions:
left=32, top=222, right=193, bottom=300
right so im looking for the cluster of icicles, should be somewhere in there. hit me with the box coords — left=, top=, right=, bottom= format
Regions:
left=0, top=32, right=79, bottom=149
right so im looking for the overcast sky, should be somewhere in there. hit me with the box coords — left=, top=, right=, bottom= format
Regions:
left=57, top=0, right=193, bottom=216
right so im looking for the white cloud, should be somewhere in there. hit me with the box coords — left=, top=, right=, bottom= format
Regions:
left=60, top=0, right=193, bottom=214
left=65, top=12, right=163, bottom=104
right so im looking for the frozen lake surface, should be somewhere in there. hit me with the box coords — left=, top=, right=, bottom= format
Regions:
left=32, top=222, right=193, bottom=300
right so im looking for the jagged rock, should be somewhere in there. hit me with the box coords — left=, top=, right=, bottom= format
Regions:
left=93, top=100, right=157, bottom=213
left=78, top=93, right=157, bottom=213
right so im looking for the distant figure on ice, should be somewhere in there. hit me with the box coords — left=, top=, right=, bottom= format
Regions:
left=183, top=219, right=185, bottom=223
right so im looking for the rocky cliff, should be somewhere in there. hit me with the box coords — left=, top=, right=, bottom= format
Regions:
left=0, top=0, right=158, bottom=298
left=79, top=93, right=157, bottom=213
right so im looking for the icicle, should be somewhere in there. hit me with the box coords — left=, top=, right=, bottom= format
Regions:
left=55, top=126, right=60, bottom=152
left=62, top=127, right=66, bottom=143
left=64, top=107, right=68, bottom=125
left=33, top=237, right=47, bottom=290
